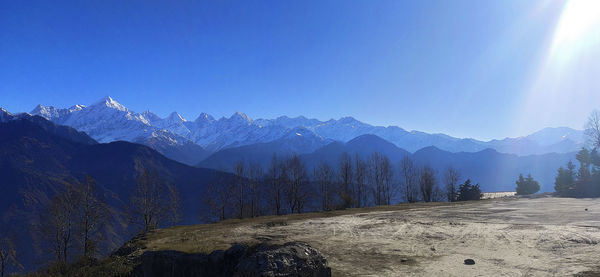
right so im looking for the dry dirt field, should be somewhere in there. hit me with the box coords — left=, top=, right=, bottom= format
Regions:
left=139, top=197, right=600, bottom=276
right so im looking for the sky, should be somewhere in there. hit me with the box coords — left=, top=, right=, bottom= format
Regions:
left=1, top=0, right=599, bottom=141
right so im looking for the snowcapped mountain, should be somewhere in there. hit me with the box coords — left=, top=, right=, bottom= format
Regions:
left=0, top=107, right=12, bottom=122
left=29, top=97, right=209, bottom=165
left=26, top=96, right=585, bottom=166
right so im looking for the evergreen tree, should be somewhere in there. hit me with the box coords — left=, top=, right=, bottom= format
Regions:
left=456, top=179, right=482, bottom=201
left=554, top=161, right=576, bottom=196
left=515, top=173, right=540, bottom=195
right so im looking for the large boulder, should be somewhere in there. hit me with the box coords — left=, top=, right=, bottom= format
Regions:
left=132, top=241, right=331, bottom=277
left=235, top=242, right=331, bottom=277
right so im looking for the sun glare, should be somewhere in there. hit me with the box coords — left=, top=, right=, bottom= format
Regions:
left=549, top=0, right=600, bottom=65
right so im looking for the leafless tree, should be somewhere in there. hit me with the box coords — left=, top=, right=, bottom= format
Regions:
left=205, top=177, right=233, bottom=222
left=233, top=161, right=246, bottom=219
left=166, top=184, right=182, bottom=225
left=419, top=165, right=437, bottom=202
left=368, top=152, right=387, bottom=206
left=585, top=110, right=600, bottom=149
left=380, top=156, right=395, bottom=205
left=76, top=175, right=110, bottom=258
left=338, top=153, right=354, bottom=208
left=444, top=167, right=461, bottom=202
left=39, top=184, right=79, bottom=263
left=267, top=154, right=285, bottom=215
left=247, top=162, right=264, bottom=218
left=129, top=169, right=180, bottom=232
left=0, top=234, right=20, bottom=277
left=285, top=155, right=309, bottom=213
left=314, top=162, right=335, bottom=211
left=399, top=156, right=419, bottom=203
left=354, top=154, right=368, bottom=208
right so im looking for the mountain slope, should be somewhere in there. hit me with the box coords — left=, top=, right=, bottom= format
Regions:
left=198, top=127, right=330, bottom=170
left=0, top=114, right=231, bottom=225
left=412, top=146, right=574, bottom=192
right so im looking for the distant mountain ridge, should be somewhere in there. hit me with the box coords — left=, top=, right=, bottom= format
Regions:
left=199, top=132, right=574, bottom=193
left=18, top=96, right=585, bottom=165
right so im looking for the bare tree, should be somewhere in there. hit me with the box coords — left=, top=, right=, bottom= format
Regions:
left=285, top=155, right=309, bottom=214
left=368, top=152, right=386, bottom=206
left=338, top=153, right=354, bottom=208
left=247, top=163, right=264, bottom=218
left=444, top=167, right=461, bottom=202
left=267, top=154, right=285, bottom=215
left=233, top=161, right=246, bottom=219
left=381, top=155, right=395, bottom=205
left=76, top=175, right=110, bottom=258
left=0, top=234, right=20, bottom=277
left=399, top=156, right=419, bottom=203
left=129, top=169, right=180, bottom=232
left=586, top=110, right=600, bottom=149
left=40, top=184, right=79, bottom=263
left=419, top=165, right=437, bottom=202
left=166, top=184, right=182, bottom=225
left=314, top=162, right=335, bottom=211
left=354, top=154, right=368, bottom=208
left=205, top=177, right=233, bottom=222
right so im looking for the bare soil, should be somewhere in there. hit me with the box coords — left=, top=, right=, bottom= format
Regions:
left=137, top=197, right=600, bottom=276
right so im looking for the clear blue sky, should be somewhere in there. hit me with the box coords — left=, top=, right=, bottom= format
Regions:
left=1, top=0, right=599, bottom=140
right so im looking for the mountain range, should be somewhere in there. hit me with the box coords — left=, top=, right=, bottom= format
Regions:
left=0, top=108, right=231, bottom=225
left=25, top=97, right=585, bottom=167
left=0, top=108, right=238, bottom=270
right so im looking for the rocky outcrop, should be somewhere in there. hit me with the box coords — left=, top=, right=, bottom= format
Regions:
left=132, top=242, right=331, bottom=277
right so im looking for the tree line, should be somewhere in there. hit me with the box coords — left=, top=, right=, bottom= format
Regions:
left=554, top=111, right=600, bottom=198
left=1, top=169, right=182, bottom=275
left=4, top=150, right=489, bottom=274
left=204, top=152, right=483, bottom=222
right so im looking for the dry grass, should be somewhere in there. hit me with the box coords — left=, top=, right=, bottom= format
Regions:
left=141, top=201, right=466, bottom=254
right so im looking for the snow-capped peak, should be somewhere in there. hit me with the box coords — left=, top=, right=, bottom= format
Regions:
left=69, top=104, right=86, bottom=112
left=167, top=111, right=187, bottom=123
left=230, top=111, right=252, bottom=122
left=0, top=107, right=12, bottom=122
left=93, top=96, right=128, bottom=112
left=142, top=110, right=162, bottom=123
left=195, top=112, right=215, bottom=123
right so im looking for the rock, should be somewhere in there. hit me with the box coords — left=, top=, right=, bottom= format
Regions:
left=464, top=259, right=476, bottom=265
left=132, top=242, right=331, bottom=277
left=235, top=242, right=331, bottom=277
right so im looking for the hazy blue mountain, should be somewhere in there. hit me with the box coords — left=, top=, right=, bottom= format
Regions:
left=198, top=127, right=330, bottom=170
left=411, top=146, right=574, bottom=192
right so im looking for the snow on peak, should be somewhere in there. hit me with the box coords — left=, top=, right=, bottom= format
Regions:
left=69, top=104, right=86, bottom=112
left=93, top=96, right=128, bottom=112
left=167, top=112, right=187, bottom=123
left=142, top=110, right=162, bottom=123
left=230, top=111, right=252, bottom=122
left=195, top=112, right=215, bottom=123
left=0, top=107, right=12, bottom=122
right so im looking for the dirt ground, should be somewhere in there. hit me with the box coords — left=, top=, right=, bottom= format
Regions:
left=142, top=197, right=600, bottom=276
